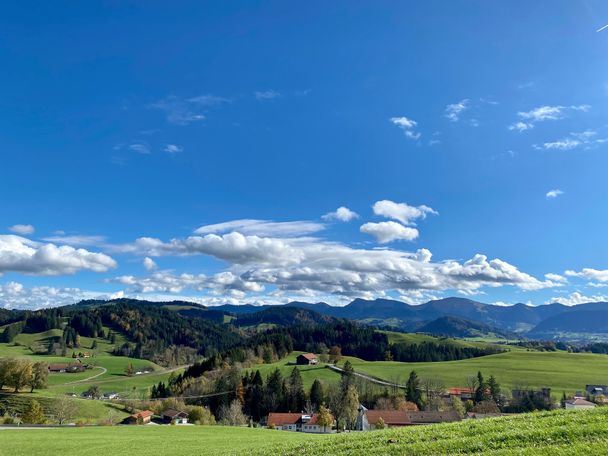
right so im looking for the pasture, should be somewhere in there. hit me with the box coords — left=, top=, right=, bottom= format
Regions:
left=0, top=408, right=606, bottom=456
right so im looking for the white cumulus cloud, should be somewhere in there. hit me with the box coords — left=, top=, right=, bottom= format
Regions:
left=0, top=235, right=116, bottom=276
left=372, top=200, right=437, bottom=225
left=322, top=207, right=359, bottom=222
left=360, top=221, right=419, bottom=243
left=143, top=257, right=158, bottom=271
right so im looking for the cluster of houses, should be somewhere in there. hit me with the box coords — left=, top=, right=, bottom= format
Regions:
left=122, top=409, right=190, bottom=426
left=564, top=384, right=608, bottom=410
left=265, top=407, right=462, bottom=434
left=265, top=382, right=606, bottom=434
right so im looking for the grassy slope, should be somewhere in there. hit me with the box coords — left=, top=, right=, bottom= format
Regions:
left=252, top=408, right=608, bottom=456
left=0, top=425, right=320, bottom=456
left=381, top=330, right=513, bottom=349
left=0, top=409, right=606, bottom=456
left=0, top=329, right=182, bottom=422
left=248, top=347, right=608, bottom=396
left=344, top=350, right=608, bottom=394
left=246, top=352, right=340, bottom=389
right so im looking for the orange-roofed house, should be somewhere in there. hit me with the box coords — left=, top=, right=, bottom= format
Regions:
left=124, top=410, right=154, bottom=425
left=266, top=413, right=330, bottom=433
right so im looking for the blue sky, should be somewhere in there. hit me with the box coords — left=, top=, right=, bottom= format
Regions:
left=1, top=1, right=608, bottom=309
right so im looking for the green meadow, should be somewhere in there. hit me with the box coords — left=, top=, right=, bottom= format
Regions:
left=0, top=329, right=183, bottom=423
left=344, top=350, right=608, bottom=394
left=0, top=408, right=606, bottom=456
left=0, top=424, right=320, bottom=456
left=250, top=348, right=608, bottom=397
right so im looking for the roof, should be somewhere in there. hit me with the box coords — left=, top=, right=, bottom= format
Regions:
left=267, top=413, right=321, bottom=426
left=447, top=387, right=474, bottom=395
left=364, top=410, right=411, bottom=426
left=163, top=409, right=188, bottom=418
left=130, top=410, right=154, bottom=419
left=298, top=353, right=317, bottom=360
left=408, top=411, right=460, bottom=424
left=566, top=398, right=596, bottom=406
left=48, top=364, right=69, bottom=370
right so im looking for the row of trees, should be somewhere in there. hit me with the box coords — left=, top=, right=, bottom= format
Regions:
left=389, top=342, right=502, bottom=363
left=0, top=358, right=48, bottom=393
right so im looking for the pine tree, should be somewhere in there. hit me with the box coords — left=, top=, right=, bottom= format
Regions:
left=475, top=371, right=487, bottom=403
left=309, top=379, right=324, bottom=410
left=405, top=370, right=423, bottom=409
left=487, top=375, right=501, bottom=405
left=340, top=361, right=355, bottom=392
left=287, top=367, right=305, bottom=412
left=340, top=385, right=359, bottom=430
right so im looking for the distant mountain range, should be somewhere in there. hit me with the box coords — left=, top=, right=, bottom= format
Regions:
left=5, top=296, right=608, bottom=341
left=213, top=297, right=608, bottom=339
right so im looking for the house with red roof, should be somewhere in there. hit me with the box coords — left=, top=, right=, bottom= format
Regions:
left=123, top=410, right=154, bottom=425
left=266, top=413, right=331, bottom=433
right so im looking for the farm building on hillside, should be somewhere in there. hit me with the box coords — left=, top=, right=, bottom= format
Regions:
left=565, top=399, right=596, bottom=410
left=356, top=407, right=411, bottom=430
left=48, top=363, right=86, bottom=373
left=444, top=387, right=475, bottom=401
left=102, top=392, right=119, bottom=400
left=163, top=409, right=189, bottom=425
left=266, top=413, right=331, bottom=433
left=296, top=353, right=318, bottom=365
left=356, top=405, right=461, bottom=431
left=123, top=410, right=154, bottom=425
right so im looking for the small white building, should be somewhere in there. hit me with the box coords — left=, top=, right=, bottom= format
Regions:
left=163, top=409, right=189, bottom=425
left=565, top=398, right=596, bottom=410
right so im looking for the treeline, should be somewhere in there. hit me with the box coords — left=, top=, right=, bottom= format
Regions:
left=389, top=342, right=502, bottom=362
left=154, top=362, right=360, bottom=429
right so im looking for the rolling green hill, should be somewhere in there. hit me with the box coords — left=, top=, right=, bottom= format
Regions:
left=247, top=347, right=608, bottom=396
left=343, top=350, right=608, bottom=394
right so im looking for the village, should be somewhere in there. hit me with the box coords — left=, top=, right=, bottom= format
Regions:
left=113, top=353, right=606, bottom=432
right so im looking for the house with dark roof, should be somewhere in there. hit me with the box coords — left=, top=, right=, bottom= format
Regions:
left=355, top=407, right=411, bottom=430
left=585, top=385, right=608, bottom=397
left=266, top=413, right=331, bottom=433
left=163, top=409, right=189, bottom=425
left=296, top=353, right=318, bottom=365
left=48, top=363, right=86, bottom=373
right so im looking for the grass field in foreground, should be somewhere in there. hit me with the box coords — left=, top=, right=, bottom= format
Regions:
left=0, top=408, right=606, bottom=456
left=0, top=425, right=321, bottom=456
left=253, top=408, right=608, bottom=456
